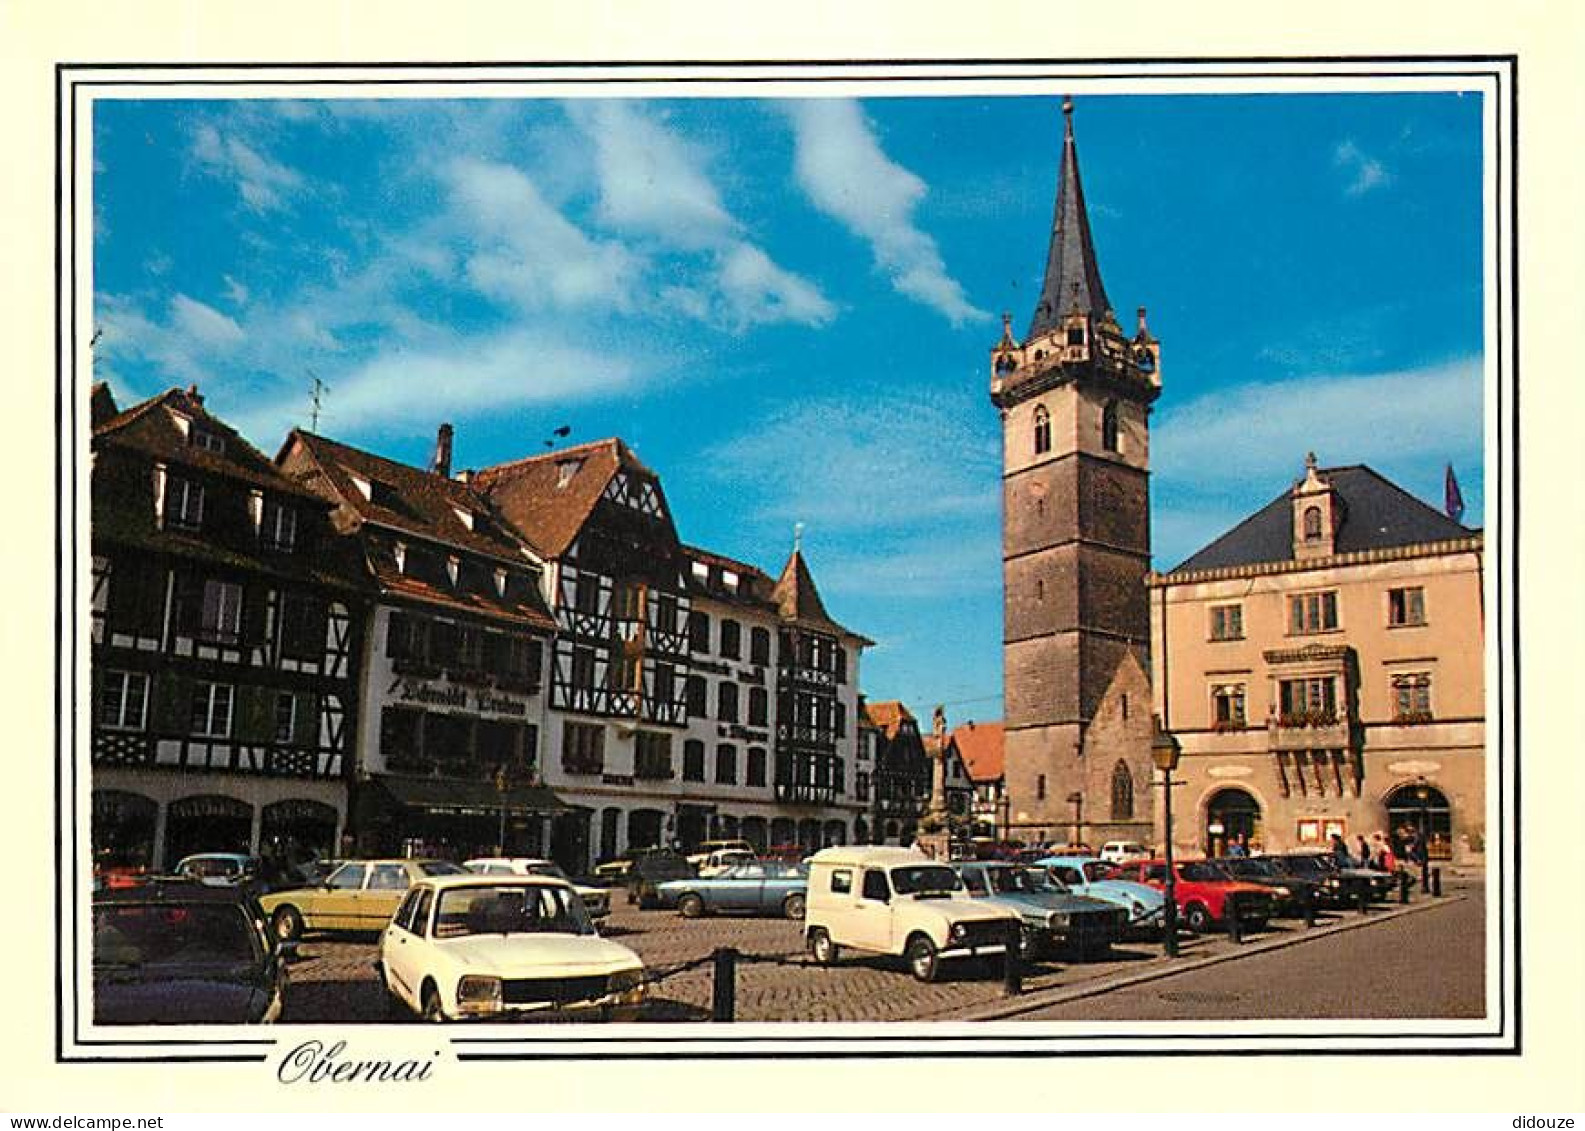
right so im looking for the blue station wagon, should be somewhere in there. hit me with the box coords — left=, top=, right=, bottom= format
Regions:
left=655, top=862, right=809, bottom=919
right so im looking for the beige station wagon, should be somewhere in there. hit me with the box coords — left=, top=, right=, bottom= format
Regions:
left=802, top=846, right=1020, bottom=982
left=259, top=858, right=468, bottom=941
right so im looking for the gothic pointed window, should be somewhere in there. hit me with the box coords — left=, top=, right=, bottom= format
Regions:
left=1110, top=760, right=1134, bottom=821
left=1033, top=405, right=1051, bottom=455
left=1102, top=401, right=1120, bottom=453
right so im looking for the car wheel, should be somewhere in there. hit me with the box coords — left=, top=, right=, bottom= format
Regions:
left=783, top=893, right=806, bottom=920
left=677, top=893, right=705, bottom=918
left=421, top=983, right=446, bottom=1023
left=1185, top=904, right=1212, bottom=934
left=905, top=934, right=940, bottom=983
left=808, top=928, right=838, bottom=966
left=271, top=905, right=304, bottom=943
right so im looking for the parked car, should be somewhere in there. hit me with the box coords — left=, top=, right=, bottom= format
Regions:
left=1113, top=859, right=1275, bottom=934
left=1266, top=851, right=1394, bottom=907
left=625, top=849, right=697, bottom=908
left=259, top=858, right=468, bottom=941
left=1213, top=856, right=1320, bottom=915
left=654, top=861, right=809, bottom=919
left=93, top=878, right=289, bottom=1024
left=952, top=861, right=1127, bottom=959
left=1098, top=841, right=1152, bottom=865
left=173, top=853, right=262, bottom=888
left=1034, top=854, right=1167, bottom=931
left=464, top=858, right=611, bottom=919
left=686, top=839, right=754, bottom=868
left=802, top=846, right=1020, bottom=983
left=693, top=848, right=758, bottom=877
left=377, top=875, right=646, bottom=1022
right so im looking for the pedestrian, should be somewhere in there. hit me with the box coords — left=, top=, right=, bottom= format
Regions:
left=1355, top=834, right=1372, bottom=870
left=1330, top=832, right=1351, bottom=866
left=1226, top=834, right=1248, bottom=859
left=1373, top=832, right=1397, bottom=873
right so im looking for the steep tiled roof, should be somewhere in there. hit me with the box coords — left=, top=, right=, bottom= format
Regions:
left=949, top=720, right=1005, bottom=784
left=1171, top=465, right=1477, bottom=575
left=90, top=382, right=119, bottom=428
left=771, top=549, right=861, bottom=639
left=863, top=699, right=915, bottom=740
left=1028, top=99, right=1113, bottom=340
left=471, top=438, right=654, bottom=559
left=681, top=544, right=779, bottom=611
left=95, top=388, right=324, bottom=501
left=284, top=430, right=529, bottom=565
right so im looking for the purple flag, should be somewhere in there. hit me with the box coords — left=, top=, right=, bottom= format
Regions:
left=1444, top=463, right=1465, bottom=524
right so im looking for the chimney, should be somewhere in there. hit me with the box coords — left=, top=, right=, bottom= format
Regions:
left=432, top=423, right=454, bottom=479
left=186, top=383, right=204, bottom=406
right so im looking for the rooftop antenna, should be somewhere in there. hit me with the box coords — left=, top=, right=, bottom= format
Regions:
left=308, top=370, right=330, bottom=432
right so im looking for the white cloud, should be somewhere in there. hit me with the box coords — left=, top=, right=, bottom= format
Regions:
left=192, top=124, right=304, bottom=212
left=232, top=329, right=643, bottom=441
left=443, top=157, right=640, bottom=311
left=570, top=101, right=738, bottom=249
left=1154, top=358, right=1482, bottom=490
left=169, top=294, right=246, bottom=347
left=783, top=99, right=987, bottom=326
left=715, top=243, right=836, bottom=328
left=706, top=390, right=999, bottom=532
left=1334, top=139, right=1392, bottom=197
left=221, top=274, right=250, bottom=307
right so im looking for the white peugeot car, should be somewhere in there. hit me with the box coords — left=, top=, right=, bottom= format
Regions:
left=378, top=875, right=645, bottom=1022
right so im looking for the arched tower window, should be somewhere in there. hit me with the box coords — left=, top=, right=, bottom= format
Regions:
left=1303, top=505, right=1323, bottom=541
left=1110, top=760, right=1134, bottom=821
left=1033, top=405, right=1051, bottom=455
left=1101, top=401, right=1121, bottom=453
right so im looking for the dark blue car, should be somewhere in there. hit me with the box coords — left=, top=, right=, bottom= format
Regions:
left=655, top=862, right=809, bottom=919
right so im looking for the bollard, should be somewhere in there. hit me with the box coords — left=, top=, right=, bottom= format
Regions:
left=1420, top=863, right=1430, bottom=894
left=1432, top=868, right=1443, bottom=897
left=1002, top=921, right=1024, bottom=997
left=1399, top=871, right=1411, bottom=905
left=711, top=947, right=737, bottom=1022
left=1300, top=888, right=1316, bottom=929
left=1225, top=894, right=1242, bottom=944
left=1356, top=885, right=1369, bottom=915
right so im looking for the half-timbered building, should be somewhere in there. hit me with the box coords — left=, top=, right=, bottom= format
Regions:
left=277, top=427, right=562, bottom=861
left=90, top=386, right=368, bottom=871
left=862, top=700, right=932, bottom=845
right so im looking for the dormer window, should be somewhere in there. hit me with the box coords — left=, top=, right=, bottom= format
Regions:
left=556, top=459, right=583, bottom=488
left=393, top=542, right=407, bottom=574
left=452, top=506, right=475, bottom=531
left=167, top=476, right=204, bottom=531
left=494, top=567, right=508, bottom=598
left=1303, top=506, right=1323, bottom=542
left=690, top=561, right=709, bottom=585
left=351, top=474, right=372, bottom=501
left=1066, top=324, right=1086, bottom=347
left=722, top=570, right=739, bottom=594
left=447, top=555, right=461, bottom=587
left=191, top=427, right=226, bottom=455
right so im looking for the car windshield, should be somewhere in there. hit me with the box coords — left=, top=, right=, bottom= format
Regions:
left=419, top=861, right=468, bottom=876
left=979, top=867, right=1046, bottom=894
left=1082, top=861, right=1118, bottom=882
left=180, top=858, right=244, bottom=877
left=526, top=863, right=571, bottom=881
left=94, top=903, right=259, bottom=967
left=1282, top=856, right=1328, bottom=876
left=432, top=884, right=594, bottom=939
left=1227, top=859, right=1274, bottom=878
left=1179, top=862, right=1227, bottom=882
left=890, top=865, right=961, bottom=895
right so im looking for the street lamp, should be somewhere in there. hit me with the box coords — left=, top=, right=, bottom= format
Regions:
left=1151, top=717, right=1182, bottom=958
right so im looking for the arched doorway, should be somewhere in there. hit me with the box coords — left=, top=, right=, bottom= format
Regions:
left=627, top=809, right=665, bottom=853
left=551, top=808, right=591, bottom=876
left=598, top=808, right=620, bottom=863
left=797, top=818, right=821, bottom=850
left=1204, top=788, right=1261, bottom=857
left=260, top=799, right=338, bottom=861
left=92, top=790, right=157, bottom=871
left=822, top=819, right=847, bottom=847
left=675, top=806, right=708, bottom=852
left=853, top=817, right=869, bottom=844
left=1385, top=781, right=1453, bottom=861
left=165, top=795, right=253, bottom=865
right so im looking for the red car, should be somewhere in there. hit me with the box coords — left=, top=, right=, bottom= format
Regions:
left=1114, top=859, right=1276, bottom=934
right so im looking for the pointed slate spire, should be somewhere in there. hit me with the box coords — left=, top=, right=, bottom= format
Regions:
left=1027, top=97, right=1113, bottom=341
left=772, top=546, right=841, bottom=634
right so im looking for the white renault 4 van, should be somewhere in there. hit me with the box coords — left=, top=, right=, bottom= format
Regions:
left=803, top=846, right=1020, bottom=982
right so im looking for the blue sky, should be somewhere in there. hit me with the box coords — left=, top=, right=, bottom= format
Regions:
left=93, top=90, right=1485, bottom=721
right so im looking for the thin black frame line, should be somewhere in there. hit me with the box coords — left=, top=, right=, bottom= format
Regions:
left=56, top=57, right=1518, bottom=1062
left=56, top=54, right=1519, bottom=70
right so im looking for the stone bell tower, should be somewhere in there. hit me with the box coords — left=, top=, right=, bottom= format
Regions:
left=989, top=98, right=1161, bottom=844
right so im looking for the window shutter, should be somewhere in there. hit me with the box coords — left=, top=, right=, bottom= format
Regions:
left=237, top=684, right=274, bottom=742
left=295, top=693, right=319, bottom=746
left=172, top=572, right=203, bottom=635
left=243, top=584, right=271, bottom=646
left=150, top=671, right=187, bottom=732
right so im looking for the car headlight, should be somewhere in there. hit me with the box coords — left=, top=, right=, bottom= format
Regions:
left=1046, top=912, right=1071, bottom=931
left=1273, top=886, right=1291, bottom=898
left=456, top=975, right=503, bottom=1014
left=950, top=922, right=968, bottom=942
